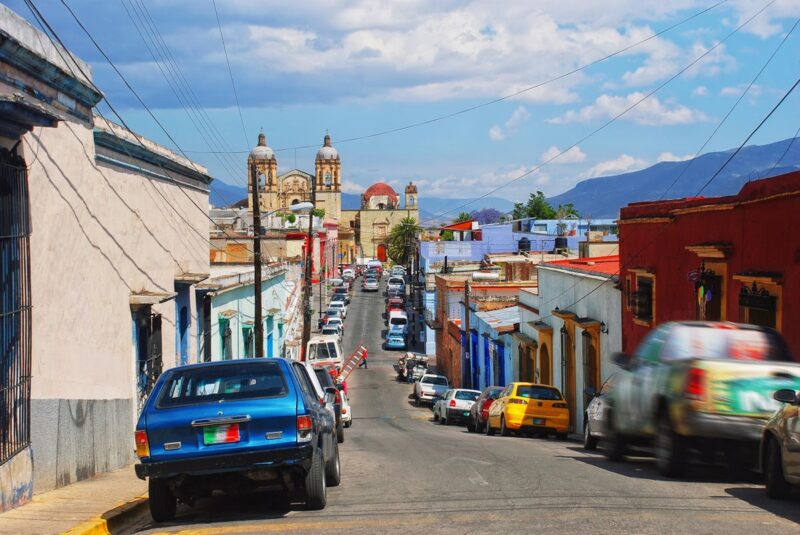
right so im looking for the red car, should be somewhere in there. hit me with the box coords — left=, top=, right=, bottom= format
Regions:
left=386, top=298, right=404, bottom=313
left=467, top=386, right=504, bottom=433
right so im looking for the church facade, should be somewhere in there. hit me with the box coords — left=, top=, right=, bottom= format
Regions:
left=246, top=132, right=419, bottom=264
left=248, top=133, right=341, bottom=221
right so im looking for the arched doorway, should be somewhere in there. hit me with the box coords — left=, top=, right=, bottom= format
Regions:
left=539, top=344, right=551, bottom=384
left=291, top=199, right=299, bottom=205
left=377, top=243, right=388, bottom=262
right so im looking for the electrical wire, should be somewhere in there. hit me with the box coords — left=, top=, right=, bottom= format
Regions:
left=211, top=0, right=249, bottom=150
left=417, top=0, right=778, bottom=226
left=536, top=74, right=800, bottom=323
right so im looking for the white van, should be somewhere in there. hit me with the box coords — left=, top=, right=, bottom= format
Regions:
left=306, top=335, right=344, bottom=368
left=388, top=310, right=409, bottom=335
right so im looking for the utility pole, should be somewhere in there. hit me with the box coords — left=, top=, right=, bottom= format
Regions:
left=252, top=165, right=264, bottom=358
left=300, top=176, right=317, bottom=360
left=463, top=279, right=471, bottom=388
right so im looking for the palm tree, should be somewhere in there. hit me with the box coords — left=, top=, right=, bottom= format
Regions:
left=388, top=216, right=421, bottom=265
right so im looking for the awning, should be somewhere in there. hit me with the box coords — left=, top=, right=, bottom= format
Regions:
left=0, top=96, right=60, bottom=138
left=175, top=272, right=210, bottom=284
left=130, top=291, right=177, bottom=306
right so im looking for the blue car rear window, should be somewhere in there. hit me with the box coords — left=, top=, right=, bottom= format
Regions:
left=157, top=362, right=288, bottom=407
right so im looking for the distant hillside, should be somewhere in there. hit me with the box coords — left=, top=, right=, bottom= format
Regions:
left=547, top=137, right=800, bottom=218
left=211, top=184, right=515, bottom=222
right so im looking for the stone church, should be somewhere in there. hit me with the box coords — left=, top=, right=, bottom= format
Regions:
left=248, top=132, right=341, bottom=220
left=247, top=132, right=419, bottom=262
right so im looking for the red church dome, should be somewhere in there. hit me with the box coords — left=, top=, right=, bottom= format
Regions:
left=363, top=182, right=399, bottom=205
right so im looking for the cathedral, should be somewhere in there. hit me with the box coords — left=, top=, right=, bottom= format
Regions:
left=247, top=132, right=419, bottom=263
left=248, top=132, right=342, bottom=220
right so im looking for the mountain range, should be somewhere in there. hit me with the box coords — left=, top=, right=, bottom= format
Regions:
left=547, top=137, right=800, bottom=218
left=209, top=182, right=515, bottom=222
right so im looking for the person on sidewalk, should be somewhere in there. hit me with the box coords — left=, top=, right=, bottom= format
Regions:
left=358, top=352, right=368, bottom=369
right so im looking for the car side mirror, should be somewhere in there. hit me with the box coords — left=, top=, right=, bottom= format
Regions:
left=584, top=386, right=598, bottom=398
left=612, top=352, right=632, bottom=370
left=773, top=389, right=798, bottom=405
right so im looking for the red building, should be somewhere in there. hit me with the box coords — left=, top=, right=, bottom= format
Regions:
left=618, top=171, right=800, bottom=358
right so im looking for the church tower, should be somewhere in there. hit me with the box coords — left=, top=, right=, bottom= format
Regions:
left=405, top=182, right=418, bottom=211
left=248, top=132, right=278, bottom=211
left=314, top=133, right=342, bottom=220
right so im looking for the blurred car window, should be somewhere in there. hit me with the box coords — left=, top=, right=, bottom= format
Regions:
left=159, top=362, right=287, bottom=407
left=515, top=385, right=562, bottom=400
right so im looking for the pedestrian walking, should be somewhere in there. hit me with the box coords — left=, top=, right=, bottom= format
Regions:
left=358, top=351, right=368, bottom=369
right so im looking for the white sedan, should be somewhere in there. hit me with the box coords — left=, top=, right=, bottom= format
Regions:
left=328, top=300, right=347, bottom=318
left=433, top=389, right=481, bottom=426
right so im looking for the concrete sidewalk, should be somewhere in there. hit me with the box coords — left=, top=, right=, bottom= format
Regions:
left=0, top=465, right=147, bottom=535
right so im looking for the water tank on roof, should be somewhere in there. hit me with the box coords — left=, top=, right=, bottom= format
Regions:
left=518, top=237, right=531, bottom=252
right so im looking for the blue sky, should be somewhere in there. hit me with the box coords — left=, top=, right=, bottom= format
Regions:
left=9, top=0, right=800, bottom=203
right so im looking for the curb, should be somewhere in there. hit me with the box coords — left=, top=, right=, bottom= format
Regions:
left=64, top=494, right=149, bottom=535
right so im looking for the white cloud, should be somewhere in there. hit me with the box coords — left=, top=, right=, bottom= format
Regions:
left=548, top=92, right=711, bottom=126
left=692, top=85, right=709, bottom=96
left=540, top=145, right=587, bottom=164
left=582, top=154, right=648, bottom=178
left=720, top=84, right=763, bottom=97
left=488, top=106, right=530, bottom=141
left=341, top=180, right=366, bottom=193
left=657, top=151, right=693, bottom=162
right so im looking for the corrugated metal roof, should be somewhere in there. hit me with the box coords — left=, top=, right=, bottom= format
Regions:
left=475, top=306, right=520, bottom=330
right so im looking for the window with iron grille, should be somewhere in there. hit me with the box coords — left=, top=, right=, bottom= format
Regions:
left=635, top=276, right=654, bottom=322
left=0, top=149, right=32, bottom=465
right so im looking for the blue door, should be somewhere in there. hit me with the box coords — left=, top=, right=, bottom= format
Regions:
left=470, top=331, right=479, bottom=389
left=483, top=337, right=491, bottom=389
left=496, top=342, right=506, bottom=387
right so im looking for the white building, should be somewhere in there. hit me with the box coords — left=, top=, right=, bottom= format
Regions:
left=518, top=256, right=622, bottom=435
left=0, top=6, right=211, bottom=509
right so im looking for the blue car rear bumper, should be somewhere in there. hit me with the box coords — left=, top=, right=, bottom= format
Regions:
left=135, top=443, right=313, bottom=480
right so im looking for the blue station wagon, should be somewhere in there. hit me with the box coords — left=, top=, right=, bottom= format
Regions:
left=134, top=359, right=340, bottom=521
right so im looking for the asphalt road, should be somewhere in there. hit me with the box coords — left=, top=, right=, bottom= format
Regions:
left=135, top=277, right=800, bottom=535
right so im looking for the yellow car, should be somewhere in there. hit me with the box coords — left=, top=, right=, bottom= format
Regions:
left=486, top=383, right=569, bottom=439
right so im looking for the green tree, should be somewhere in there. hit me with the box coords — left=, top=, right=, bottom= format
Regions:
left=453, top=211, right=472, bottom=223
left=512, top=191, right=559, bottom=220
left=388, top=216, right=421, bottom=265
left=312, top=208, right=325, bottom=218
left=555, top=203, right=580, bottom=218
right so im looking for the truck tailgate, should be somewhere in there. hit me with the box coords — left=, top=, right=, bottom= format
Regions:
left=696, top=359, right=800, bottom=418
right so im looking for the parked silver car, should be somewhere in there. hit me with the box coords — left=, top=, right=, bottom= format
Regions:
left=583, top=375, right=615, bottom=450
left=433, top=389, right=481, bottom=425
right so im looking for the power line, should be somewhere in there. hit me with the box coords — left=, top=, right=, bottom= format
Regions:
left=211, top=0, right=249, bottom=150
left=417, top=0, right=777, bottom=226
left=657, top=16, right=800, bottom=201
left=536, top=74, right=800, bottom=323
left=179, top=0, right=730, bottom=155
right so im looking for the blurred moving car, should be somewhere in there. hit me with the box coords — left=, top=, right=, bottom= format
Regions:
left=467, top=386, right=504, bottom=433
left=603, top=322, right=800, bottom=477
left=362, top=277, right=379, bottom=292
left=413, top=374, right=449, bottom=406
left=583, top=375, right=615, bottom=450
left=760, top=388, right=800, bottom=499
left=433, top=389, right=481, bottom=425
left=134, top=359, right=340, bottom=521
left=486, top=383, right=569, bottom=438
